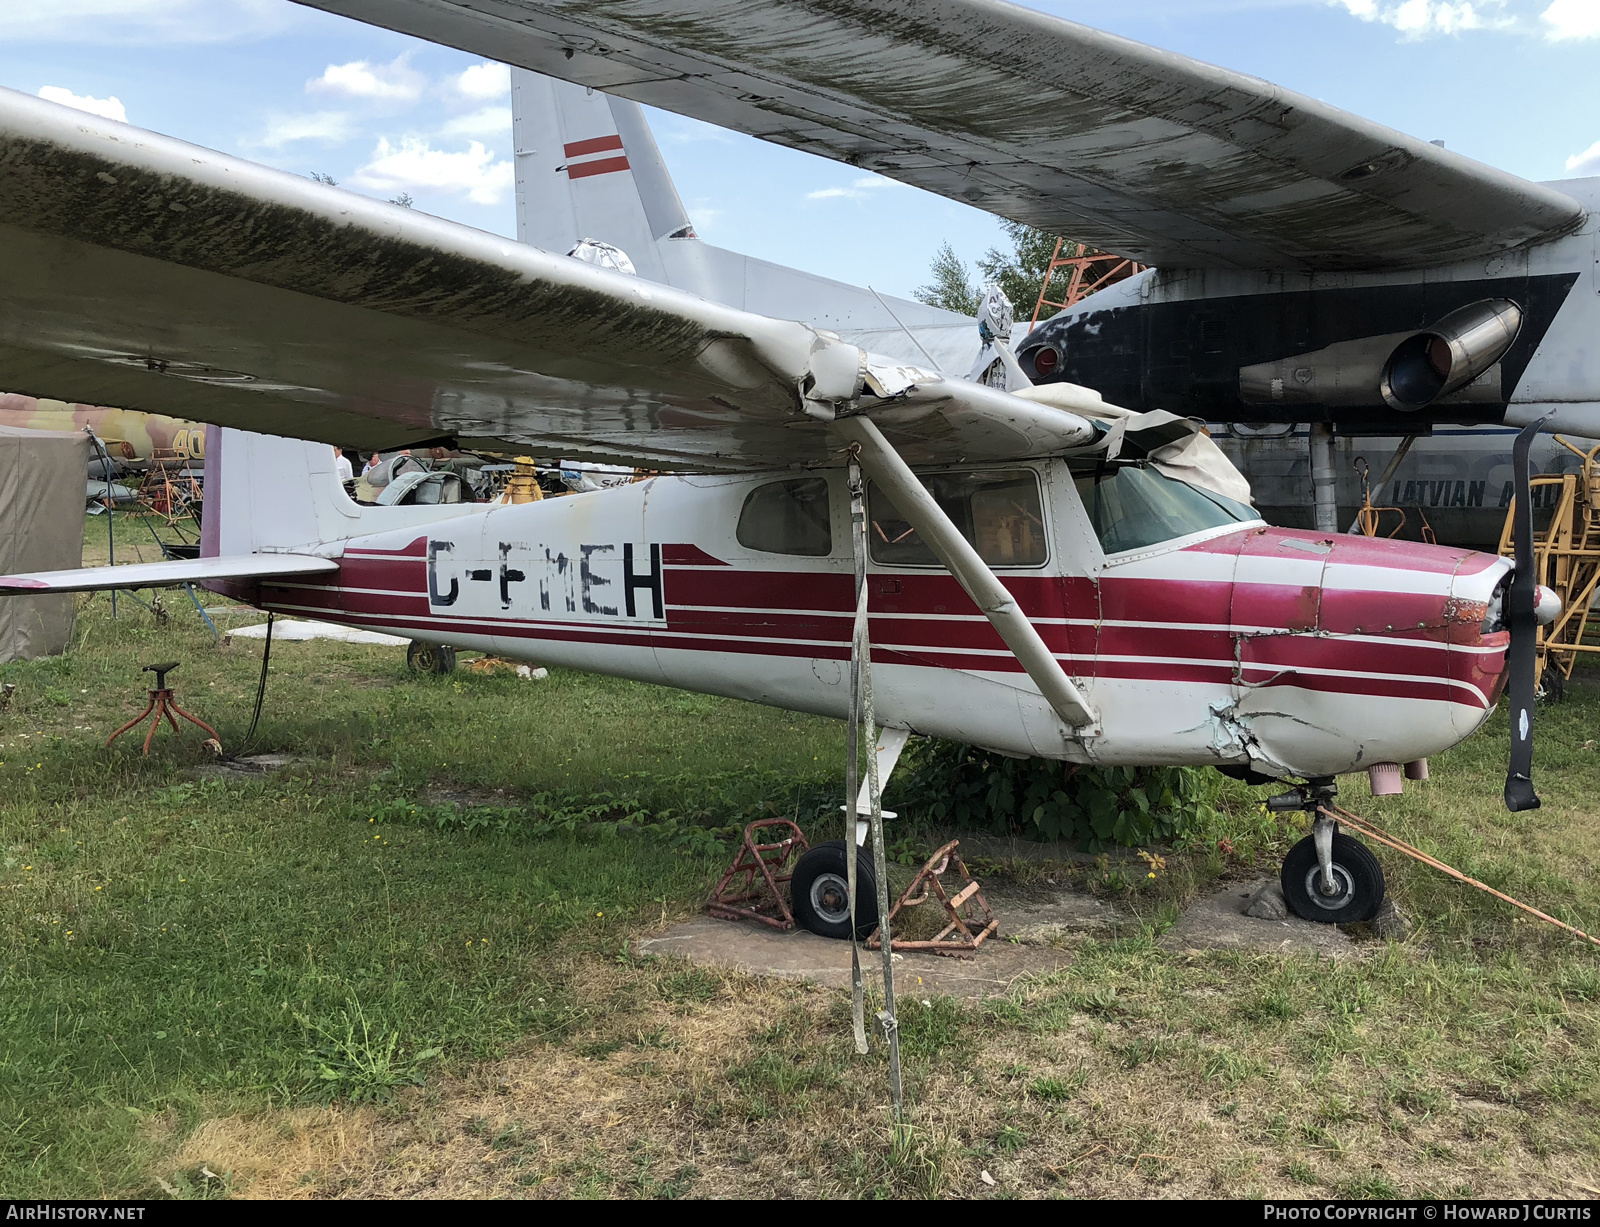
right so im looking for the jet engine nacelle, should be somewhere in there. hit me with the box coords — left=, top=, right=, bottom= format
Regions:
left=1239, top=298, right=1522, bottom=412
left=1379, top=299, right=1523, bottom=411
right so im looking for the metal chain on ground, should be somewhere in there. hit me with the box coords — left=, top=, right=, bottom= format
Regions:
left=1322, top=803, right=1600, bottom=950
left=83, top=428, right=118, bottom=619
left=856, top=558, right=903, bottom=1117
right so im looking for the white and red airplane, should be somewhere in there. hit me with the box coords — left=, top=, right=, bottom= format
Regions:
left=0, top=1, right=1567, bottom=935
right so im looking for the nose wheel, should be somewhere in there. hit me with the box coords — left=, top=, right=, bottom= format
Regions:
left=1280, top=824, right=1386, bottom=924
left=1266, top=784, right=1386, bottom=924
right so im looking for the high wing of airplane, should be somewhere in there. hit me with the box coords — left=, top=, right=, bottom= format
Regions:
left=293, top=0, right=1600, bottom=530
left=0, top=86, right=1090, bottom=470
left=295, top=0, right=1582, bottom=271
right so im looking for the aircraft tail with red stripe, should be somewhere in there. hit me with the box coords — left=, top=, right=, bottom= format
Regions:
left=508, top=68, right=982, bottom=373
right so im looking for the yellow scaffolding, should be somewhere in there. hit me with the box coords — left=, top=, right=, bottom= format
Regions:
left=1496, top=437, right=1600, bottom=688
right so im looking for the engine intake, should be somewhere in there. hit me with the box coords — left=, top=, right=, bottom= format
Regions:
left=1379, top=299, right=1522, bottom=411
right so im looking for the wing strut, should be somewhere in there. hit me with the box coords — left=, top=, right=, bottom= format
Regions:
left=832, top=415, right=1097, bottom=732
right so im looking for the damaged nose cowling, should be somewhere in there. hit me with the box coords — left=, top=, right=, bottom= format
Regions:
left=1219, top=527, right=1513, bottom=780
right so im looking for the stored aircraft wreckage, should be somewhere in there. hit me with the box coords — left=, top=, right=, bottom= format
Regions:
left=0, top=0, right=1583, bottom=933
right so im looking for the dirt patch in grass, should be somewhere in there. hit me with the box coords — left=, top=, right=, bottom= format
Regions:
left=164, top=949, right=1600, bottom=1201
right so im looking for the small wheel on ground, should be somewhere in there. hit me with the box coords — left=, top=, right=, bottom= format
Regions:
left=1280, top=831, right=1385, bottom=924
left=790, top=839, right=879, bottom=940
left=407, top=640, right=457, bottom=675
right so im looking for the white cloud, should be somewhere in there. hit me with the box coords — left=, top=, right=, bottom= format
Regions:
left=1332, top=0, right=1512, bottom=33
left=439, top=106, right=513, bottom=139
left=350, top=137, right=514, bottom=205
left=453, top=62, right=510, bottom=101
left=1542, top=0, right=1600, bottom=36
left=38, top=86, right=127, bottom=123
left=0, top=0, right=293, bottom=44
left=308, top=54, right=425, bottom=103
left=248, top=111, right=356, bottom=150
left=805, top=174, right=904, bottom=202
left=1566, top=139, right=1600, bottom=175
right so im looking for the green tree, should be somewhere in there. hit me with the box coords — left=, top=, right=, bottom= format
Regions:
left=914, top=223, right=1065, bottom=321
left=913, top=241, right=980, bottom=315
left=977, top=221, right=1063, bottom=320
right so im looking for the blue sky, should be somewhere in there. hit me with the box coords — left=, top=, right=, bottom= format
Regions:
left=1, top=0, right=1597, bottom=299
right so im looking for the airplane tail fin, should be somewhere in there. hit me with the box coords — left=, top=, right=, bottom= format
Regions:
left=201, top=426, right=361, bottom=557
left=509, top=69, right=981, bottom=372
left=510, top=68, right=693, bottom=282
left=200, top=427, right=476, bottom=558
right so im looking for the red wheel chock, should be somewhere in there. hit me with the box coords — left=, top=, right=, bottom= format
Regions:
left=706, top=819, right=810, bottom=931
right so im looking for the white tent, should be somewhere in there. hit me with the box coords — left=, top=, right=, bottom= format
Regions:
left=0, top=424, right=87, bottom=661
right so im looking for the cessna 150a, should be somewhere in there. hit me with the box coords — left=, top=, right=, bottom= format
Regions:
left=0, top=0, right=1573, bottom=933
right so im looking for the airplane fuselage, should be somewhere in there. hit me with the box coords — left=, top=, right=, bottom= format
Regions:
left=221, top=462, right=1514, bottom=783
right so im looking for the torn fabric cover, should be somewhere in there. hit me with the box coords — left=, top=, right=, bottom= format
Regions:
left=1012, top=384, right=1255, bottom=506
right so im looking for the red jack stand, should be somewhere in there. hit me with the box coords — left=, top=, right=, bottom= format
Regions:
left=706, top=819, right=810, bottom=930
left=106, top=661, right=219, bottom=756
left=866, top=839, right=998, bottom=958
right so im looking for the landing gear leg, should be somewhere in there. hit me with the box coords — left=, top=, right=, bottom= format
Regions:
left=1309, top=422, right=1339, bottom=534
left=1268, top=778, right=1387, bottom=924
left=1312, top=812, right=1337, bottom=897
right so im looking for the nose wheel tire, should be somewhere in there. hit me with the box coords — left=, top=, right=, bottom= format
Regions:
left=1281, top=832, right=1385, bottom=924
left=407, top=640, right=457, bottom=675
left=790, top=839, right=879, bottom=940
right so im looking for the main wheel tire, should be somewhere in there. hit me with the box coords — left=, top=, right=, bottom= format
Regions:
left=790, top=839, right=880, bottom=940
left=1280, top=831, right=1385, bottom=924
left=407, top=640, right=457, bottom=675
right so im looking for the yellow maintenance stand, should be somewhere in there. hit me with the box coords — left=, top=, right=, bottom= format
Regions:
left=1497, top=438, right=1600, bottom=693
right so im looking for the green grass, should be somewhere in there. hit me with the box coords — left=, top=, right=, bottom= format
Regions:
left=2, top=513, right=1600, bottom=1198
left=0, top=516, right=846, bottom=1196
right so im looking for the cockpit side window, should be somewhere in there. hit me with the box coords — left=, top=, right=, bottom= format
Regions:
left=868, top=470, right=1047, bottom=568
left=736, top=477, right=833, bottom=556
left=1072, top=463, right=1256, bottom=556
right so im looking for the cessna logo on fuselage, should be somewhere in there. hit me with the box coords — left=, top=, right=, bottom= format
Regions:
left=426, top=538, right=663, bottom=621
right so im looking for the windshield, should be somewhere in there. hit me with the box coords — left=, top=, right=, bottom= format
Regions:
left=1073, top=463, right=1257, bottom=556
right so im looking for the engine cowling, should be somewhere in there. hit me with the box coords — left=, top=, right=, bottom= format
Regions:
left=1379, top=299, right=1523, bottom=411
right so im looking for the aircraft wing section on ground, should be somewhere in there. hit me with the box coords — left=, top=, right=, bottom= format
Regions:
left=0, top=88, right=1093, bottom=470
left=296, top=0, right=1585, bottom=271
left=0, top=554, right=339, bottom=595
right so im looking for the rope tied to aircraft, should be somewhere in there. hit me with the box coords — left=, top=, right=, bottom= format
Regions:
left=1321, top=803, right=1600, bottom=950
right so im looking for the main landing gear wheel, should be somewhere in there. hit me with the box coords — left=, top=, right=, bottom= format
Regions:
left=406, top=640, right=457, bottom=675
left=790, top=839, right=879, bottom=940
left=1280, top=831, right=1385, bottom=924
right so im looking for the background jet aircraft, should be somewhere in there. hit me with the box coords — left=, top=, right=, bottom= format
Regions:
left=503, top=64, right=1593, bottom=550
left=0, top=394, right=207, bottom=470
left=508, top=68, right=982, bottom=376
left=289, top=0, right=1599, bottom=539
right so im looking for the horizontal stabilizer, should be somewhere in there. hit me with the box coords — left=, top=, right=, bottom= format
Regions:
left=0, top=553, right=337, bottom=595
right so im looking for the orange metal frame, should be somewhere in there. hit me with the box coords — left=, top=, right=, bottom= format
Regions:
left=1030, top=238, right=1146, bottom=325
